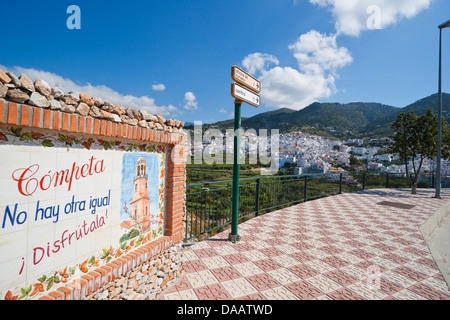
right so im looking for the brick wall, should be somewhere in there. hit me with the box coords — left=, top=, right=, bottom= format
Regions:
left=0, top=98, right=187, bottom=300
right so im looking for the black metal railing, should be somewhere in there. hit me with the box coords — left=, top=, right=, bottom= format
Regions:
left=183, top=172, right=442, bottom=241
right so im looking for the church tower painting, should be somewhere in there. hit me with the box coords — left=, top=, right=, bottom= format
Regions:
left=120, top=151, right=165, bottom=243
left=130, top=157, right=151, bottom=233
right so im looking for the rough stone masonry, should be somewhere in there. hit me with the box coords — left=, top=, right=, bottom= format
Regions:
left=86, top=244, right=184, bottom=300
left=0, top=68, right=185, bottom=133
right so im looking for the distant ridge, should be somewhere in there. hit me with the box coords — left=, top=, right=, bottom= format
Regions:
left=363, top=93, right=450, bottom=137
left=185, top=93, right=450, bottom=140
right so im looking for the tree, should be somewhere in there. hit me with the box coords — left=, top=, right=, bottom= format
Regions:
left=349, top=155, right=362, bottom=167
left=389, top=109, right=450, bottom=194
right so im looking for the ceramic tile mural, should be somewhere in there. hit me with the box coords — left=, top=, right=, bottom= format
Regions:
left=0, top=126, right=165, bottom=300
left=120, top=153, right=165, bottom=242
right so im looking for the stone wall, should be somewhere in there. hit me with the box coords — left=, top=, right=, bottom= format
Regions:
left=0, top=69, right=184, bottom=133
left=85, top=244, right=184, bottom=301
left=0, top=68, right=187, bottom=301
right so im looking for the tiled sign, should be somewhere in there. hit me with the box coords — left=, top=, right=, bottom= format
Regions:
left=0, top=126, right=165, bottom=300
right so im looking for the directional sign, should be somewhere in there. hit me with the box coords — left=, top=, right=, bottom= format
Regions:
left=232, top=66, right=261, bottom=93
left=231, top=82, right=261, bottom=108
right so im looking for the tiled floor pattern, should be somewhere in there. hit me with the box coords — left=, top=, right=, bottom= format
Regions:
left=163, top=189, right=450, bottom=300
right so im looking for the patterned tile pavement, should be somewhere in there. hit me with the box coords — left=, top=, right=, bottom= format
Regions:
left=162, top=189, right=450, bottom=300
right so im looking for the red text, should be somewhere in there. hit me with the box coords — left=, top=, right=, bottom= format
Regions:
left=12, top=156, right=106, bottom=197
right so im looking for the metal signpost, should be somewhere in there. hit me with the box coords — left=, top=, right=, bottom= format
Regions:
left=229, top=66, right=261, bottom=243
left=232, top=65, right=261, bottom=93
left=435, top=19, right=450, bottom=199
left=231, top=82, right=261, bottom=108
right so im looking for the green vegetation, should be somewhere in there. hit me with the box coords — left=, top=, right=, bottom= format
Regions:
left=182, top=93, right=450, bottom=239
left=186, top=93, right=450, bottom=140
left=186, top=155, right=267, bottom=184
left=184, top=167, right=419, bottom=241
left=389, top=109, right=450, bottom=194
left=365, top=93, right=450, bottom=137
left=120, top=228, right=139, bottom=243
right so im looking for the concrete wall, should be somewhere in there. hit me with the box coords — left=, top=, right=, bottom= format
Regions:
left=420, top=201, right=450, bottom=290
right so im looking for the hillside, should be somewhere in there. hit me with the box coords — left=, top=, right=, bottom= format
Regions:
left=254, top=102, right=398, bottom=139
left=186, top=93, right=450, bottom=140
left=362, top=93, right=450, bottom=138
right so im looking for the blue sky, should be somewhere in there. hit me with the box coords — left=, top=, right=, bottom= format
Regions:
left=1, top=0, right=449, bottom=124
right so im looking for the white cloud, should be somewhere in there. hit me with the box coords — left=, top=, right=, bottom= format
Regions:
left=0, top=65, right=179, bottom=116
left=183, top=91, right=198, bottom=110
left=218, top=108, right=234, bottom=119
left=152, top=83, right=166, bottom=91
left=243, top=30, right=352, bottom=110
left=260, top=66, right=335, bottom=109
left=239, top=0, right=431, bottom=111
left=242, top=53, right=279, bottom=75
left=310, top=0, right=432, bottom=36
left=289, top=30, right=353, bottom=73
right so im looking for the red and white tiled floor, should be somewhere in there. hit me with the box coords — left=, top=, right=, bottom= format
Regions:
left=162, top=189, right=450, bottom=300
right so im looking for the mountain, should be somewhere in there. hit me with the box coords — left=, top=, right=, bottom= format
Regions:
left=185, top=93, right=450, bottom=140
left=362, top=93, right=450, bottom=138
left=253, top=102, right=398, bottom=139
